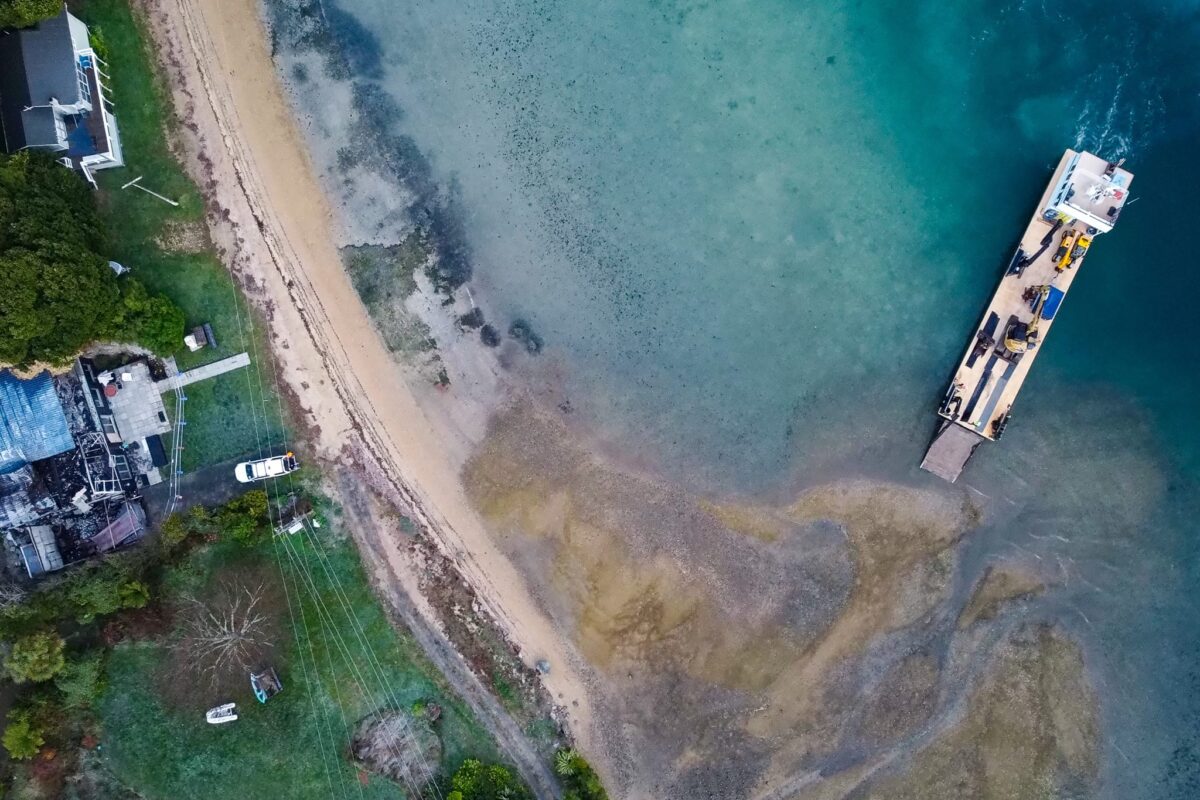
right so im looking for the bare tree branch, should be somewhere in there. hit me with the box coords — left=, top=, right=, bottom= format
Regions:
left=177, top=582, right=273, bottom=685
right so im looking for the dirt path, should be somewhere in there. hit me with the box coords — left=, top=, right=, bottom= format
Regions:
left=333, top=469, right=561, bottom=798
left=136, top=0, right=588, bottom=794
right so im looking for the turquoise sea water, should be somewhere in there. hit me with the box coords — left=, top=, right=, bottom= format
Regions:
left=298, top=0, right=1200, bottom=796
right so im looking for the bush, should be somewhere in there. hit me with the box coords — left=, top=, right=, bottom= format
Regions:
left=5, top=631, right=65, bottom=683
left=64, top=562, right=151, bottom=623
left=111, top=279, right=187, bottom=355
left=0, top=554, right=155, bottom=635
left=88, top=24, right=111, bottom=63
left=118, top=580, right=151, bottom=610
left=159, top=513, right=190, bottom=549
left=1, top=713, right=43, bottom=760
left=186, top=505, right=216, bottom=536
left=449, top=758, right=532, bottom=800
left=0, top=0, right=59, bottom=30
left=219, top=490, right=271, bottom=545
left=160, top=492, right=273, bottom=553
left=555, top=749, right=608, bottom=800
left=55, top=652, right=106, bottom=710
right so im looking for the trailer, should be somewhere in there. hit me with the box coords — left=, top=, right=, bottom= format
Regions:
left=251, top=667, right=283, bottom=703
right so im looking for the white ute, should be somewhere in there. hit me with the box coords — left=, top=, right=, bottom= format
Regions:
left=235, top=452, right=298, bottom=483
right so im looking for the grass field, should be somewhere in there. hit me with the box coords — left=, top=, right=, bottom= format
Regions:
left=98, top=527, right=502, bottom=798
left=79, top=0, right=285, bottom=471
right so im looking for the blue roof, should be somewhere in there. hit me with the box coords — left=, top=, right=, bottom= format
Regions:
left=0, top=371, right=73, bottom=473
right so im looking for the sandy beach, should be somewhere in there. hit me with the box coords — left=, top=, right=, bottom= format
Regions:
left=136, top=0, right=597, bottom=779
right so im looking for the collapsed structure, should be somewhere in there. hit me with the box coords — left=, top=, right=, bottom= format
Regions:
left=0, top=358, right=171, bottom=577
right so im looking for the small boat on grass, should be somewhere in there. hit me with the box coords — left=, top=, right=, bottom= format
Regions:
left=205, top=703, right=238, bottom=724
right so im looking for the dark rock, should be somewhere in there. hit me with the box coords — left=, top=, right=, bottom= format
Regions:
left=458, top=308, right=485, bottom=329
left=508, top=319, right=543, bottom=354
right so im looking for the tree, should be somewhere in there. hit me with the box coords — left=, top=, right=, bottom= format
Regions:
left=1, top=713, right=43, bottom=760
left=178, top=582, right=273, bottom=686
left=108, top=279, right=187, bottom=355
left=5, top=630, right=65, bottom=682
left=218, top=490, right=271, bottom=545
left=64, top=562, right=150, bottom=623
left=54, top=652, right=105, bottom=710
left=159, top=513, right=190, bottom=550
left=0, top=581, right=27, bottom=610
left=0, top=0, right=59, bottom=30
left=0, top=152, right=183, bottom=365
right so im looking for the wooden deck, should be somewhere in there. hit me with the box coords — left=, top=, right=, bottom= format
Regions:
left=155, top=352, right=251, bottom=392
left=81, top=65, right=109, bottom=155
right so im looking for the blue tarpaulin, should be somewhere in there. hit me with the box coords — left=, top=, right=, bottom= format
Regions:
left=1040, top=286, right=1066, bottom=320
left=0, top=371, right=73, bottom=473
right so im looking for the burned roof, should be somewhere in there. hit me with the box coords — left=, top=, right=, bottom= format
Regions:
left=18, top=524, right=63, bottom=577
left=90, top=502, right=146, bottom=553
left=0, top=464, right=55, bottom=530
left=0, top=371, right=74, bottom=473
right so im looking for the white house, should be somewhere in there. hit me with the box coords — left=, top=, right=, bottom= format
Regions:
left=0, top=7, right=123, bottom=183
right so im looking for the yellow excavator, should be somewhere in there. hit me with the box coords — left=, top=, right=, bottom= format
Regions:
left=1004, top=285, right=1054, bottom=354
left=1054, top=229, right=1079, bottom=271
left=1054, top=229, right=1092, bottom=271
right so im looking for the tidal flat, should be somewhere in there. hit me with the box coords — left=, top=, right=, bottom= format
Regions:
left=259, top=0, right=1200, bottom=796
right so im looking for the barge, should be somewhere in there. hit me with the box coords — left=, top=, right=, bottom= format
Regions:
left=921, top=150, right=1134, bottom=482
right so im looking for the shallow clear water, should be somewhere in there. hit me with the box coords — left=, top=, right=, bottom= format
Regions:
left=309, top=0, right=1200, bottom=795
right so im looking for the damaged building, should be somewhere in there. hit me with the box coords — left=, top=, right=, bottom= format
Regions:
left=0, top=358, right=170, bottom=579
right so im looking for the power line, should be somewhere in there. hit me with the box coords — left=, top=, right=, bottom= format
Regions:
left=162, top=76, right=347, bottom=787
left=293, top=523, right=450, bottom=796
left=219, top=123, right=448, bottom=794
left=281, top=531, right=438, bottom=799
left=273, top=530, right=345, bottom=799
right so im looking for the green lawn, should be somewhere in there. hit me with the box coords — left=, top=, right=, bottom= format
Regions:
left=163, top=372, right=285, bottom=473
left=79, top=0, right=285, bottom=470
left=99, top=533, right=501, bottom=798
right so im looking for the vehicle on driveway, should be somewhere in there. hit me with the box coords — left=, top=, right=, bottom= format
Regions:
left=235, top=452, right=298, bottom=483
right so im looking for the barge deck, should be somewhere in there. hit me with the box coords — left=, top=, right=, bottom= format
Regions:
left=922, top=149, right=1134, bottom=482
